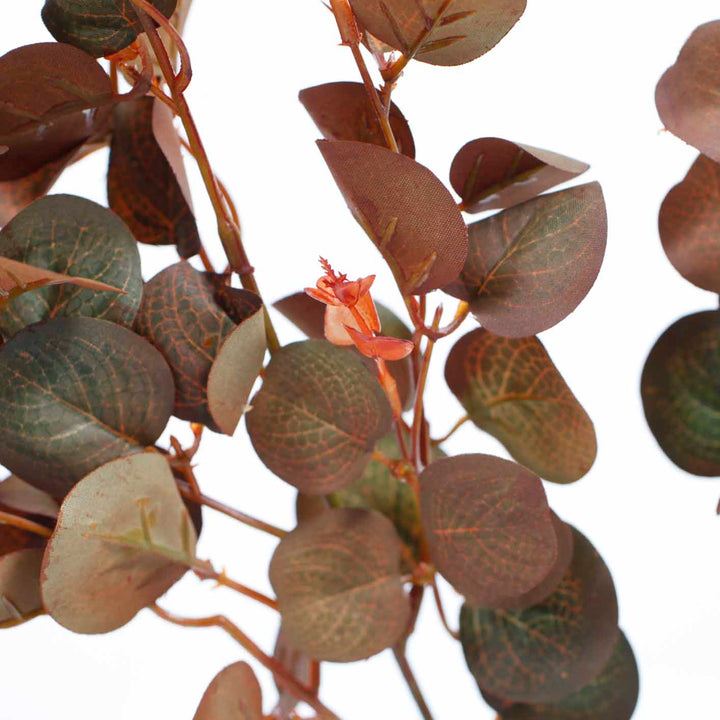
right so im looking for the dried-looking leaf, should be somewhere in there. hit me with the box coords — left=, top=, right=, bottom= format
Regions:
left=318, top=140, right=468, bottom=294
left=0, top=549, right=45, bottom=628
left=450, top=137, right=588, bottom=212
left=0, top=317, right=175, bottom=498
left=0, top=476, right=60, bottom=519
left=656, top=21, right=720, bottom=164
left=41, top=453, right=196, bottom=634
left=420, top=454, right=558, bottom=607
left=269, top=508, right=409, bottom=662
left=193, top=662, right=263, bottom=720
left=42, top=0, right=178, bottom=58
left=349, top=0, right=525, bottom=66
left=108, top=97, right=201, bottom=259
left=460, top=527, right=619, bottom=703
left=0, top=43, right=112, bottom=181
left=445, top=183, right=607, bottom=337
left=272, top=629, right=319, bottom=717
left=641, top=310, right=720, bottom=476
left=659, top=153, right=720, bottom=293
left=135, top=263, right=266, bottom=435
left=300, top=82, right=415, bottom=158
left=445, top=328, right=597, bottom=484
left=0, top=194, right=142, bottom=337
left=246, top=340, right=392, bottom=495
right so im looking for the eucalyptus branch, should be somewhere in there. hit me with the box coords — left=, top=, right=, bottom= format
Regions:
left=430, top=578, right=460, bottom=640
left=0, top=510, right=52, bottom=539
left=432, top=415, right=470, bottom=445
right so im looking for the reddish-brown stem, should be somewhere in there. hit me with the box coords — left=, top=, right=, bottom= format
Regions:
left=192, top=563, right=279, bottom=611
left=431, top=578, right=460, bottom=640
left=432, top=415, right=470, bottom=445
left=0, top=511, right=52, bottom=538
left=151, top=605, right=340, bottom=719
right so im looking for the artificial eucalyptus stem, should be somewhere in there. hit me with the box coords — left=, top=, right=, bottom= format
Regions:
left=392, top=647, right=435, bottom=720
left=0, top=511, right=52, bottom=539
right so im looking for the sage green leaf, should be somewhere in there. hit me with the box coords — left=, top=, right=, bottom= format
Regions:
left=41, top=453, right=196, bottom=634
left=193, top=661, right=263, bottom=720
left=445, top=328, right=597, bottom=484
left=420, top=454, right=558, bottom=608
left=269, top=508, right=409, bottom=662
left=135, top=263, right=266, bottom=435
left=0, top=549, right=45, bottom=629
left=0, top=475, right=59, bottom=519
left=0, top=194, right=142, bottom=337
left=0, top=317, right=175, bottom=498
left=246, top=341, right=393, bottom=495
left=641, top=310, right=720, bottom=476
left=445, top=183, right=607, bottom=337
left=42, top=0, right=178, bottom=58
left=460, top=527, right=619, bottom=703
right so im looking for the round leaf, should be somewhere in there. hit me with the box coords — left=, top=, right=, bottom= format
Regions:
left=659, top=153, right=720, bottom=293
left=0, top=194, right=143, bottom=337
left=641, top=310, right=720, bottom=476
left=318, top=140, right=468, bottom=295
left=420, top=454, right=558, bottom=607
left=460, top=527, right=619, bottom=703
left=0, top=317, right=175, bottom=497
left=246, top=340, right=392, bottom=495
left=0, top=475, right=59, bottom=519
left=0, top=549, right=45, bottom=629
left=269, top=508, right=410, bottom=662
left=193, top=662, right=263, bottom=720
left=445, top=182, right=607, bottom=337
left=445, top=328, right=597, bottom=483
left=41, top=452, right=197, bottom=634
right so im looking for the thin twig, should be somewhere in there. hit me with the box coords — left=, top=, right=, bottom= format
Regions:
left=432, top=415, right=470, bottom=445
left=431, top=579, right=460, bottom=640
left=0, top=511, right=52, bottom=538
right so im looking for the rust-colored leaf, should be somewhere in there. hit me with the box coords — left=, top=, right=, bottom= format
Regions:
left=318, top=140, right=468, bottom=294
left=0, top=549, right=45, bottom=629
left=300, top=82, right=415, bottom=158
left=445, top=328, right=597, bottom=483
left=450, top=137, right=588, bottom=213
left=193, top=662, right=263, bottom=720
left=0, top=476, right=59, bottom=520
left=108, top=97, right=201, bottom=259
left=659, top=153, right=720, bottom=293
left=272, top=628, right=319, bottom=717
left=445, top=183, right=607, bottom=337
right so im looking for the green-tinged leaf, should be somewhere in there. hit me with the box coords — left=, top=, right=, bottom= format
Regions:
left=445, top=328, right=596, bottom=484
left=0, top=549, right=45, bottom=628
left=0, top=43, right=112, bottom=181
left=460, top=527, right=619, bottom=703
left=349, top=0, right=525, bottom=66
left=193, top=662, right=263, bottom=720
left=0, top=195, right=142, bottom=337
left=108, top=97, right=201, bottom=258
left=134, top=263, right=265, bottom=435
left=246, top=340, right=392, bottom=495
left=450, top=137, right=588, bottom=212
left=42, top=0, right=178, bottom=58
left=641, top=310, right=720, bottom=476
left=656, top=21, right=720, bottom=164
left=498, top=631, right=639, bottom=720
left=0, top=476, right=59, bottom=519
left=318, top=140, right=468, bottom=294
left=269, top=508, right=409, bottom=662
left=445, top=183, right=607, bottom=337
left=41, top=453, right=196, bottom=634
left=659, top=153, right=720, bottom=293
left=0, top=317, right=174, bottom=498
left=420, top=454, right=558, bottom=607
left=300, top=82, right=415, bottom=158
left=273, top=628, right=319, bottom=716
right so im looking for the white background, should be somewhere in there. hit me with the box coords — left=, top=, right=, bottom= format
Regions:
left=2, top=1, right=720, bottom=718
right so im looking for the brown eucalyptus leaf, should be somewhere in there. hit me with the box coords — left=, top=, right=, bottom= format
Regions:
left=0, top=317, right=175, bottom=498
left=445, top=183, right=607, bottom=337
left=246, top=341, right=392, bottom=495
left=300, top=82, right=415, bottom=158
left=0, top=43, right=113, bottom=181
left=0, top=549, right=45, bottom=629
left=641, top=310, right=720, bottom=476
left=0, top=476, right=60, bottom=519
left=450, top=138, right=588, bottom=212
left=42, top=0, right=178, bottom=58
left=274, top=291, right=327, bottom=339
left=656, top=21, right=720, bottom=163
left=134, top=263, right=265, bottom=435
left=273, top=628, right=319, bottom=716
left=108, top=97, right=201, bottom=259
left=193, top=661, right=263, bottom=720
left=659, top=153, right=720, bottom=293
left=318, top=140, right=468, bottom=294
left=0, top=195, right=143, bottom=337
left=445, top=328, right=596, bottom=484
left=269, top=508, right=409, bottom=662
left=420, top=454, right=558, bottom=607
left=349, top=0, right=525, bottom=66
left=460, top=527, right=619, bottom=703
left=41, top=452, right=196, bottom=634
left=0, top=524, right=41, bottom=556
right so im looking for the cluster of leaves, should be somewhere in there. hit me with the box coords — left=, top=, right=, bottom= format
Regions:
left=0, top=0, right=638, bottom=718
left=642, top=21, right=720, bottom=483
